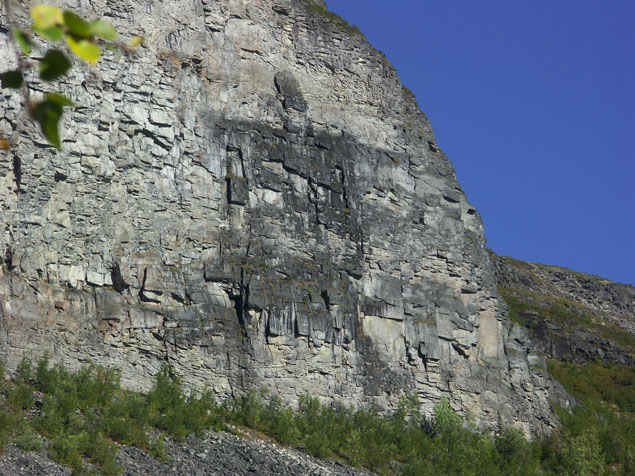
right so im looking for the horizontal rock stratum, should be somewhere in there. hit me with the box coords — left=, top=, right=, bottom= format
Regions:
left=0, top=0, right=567, bottom=434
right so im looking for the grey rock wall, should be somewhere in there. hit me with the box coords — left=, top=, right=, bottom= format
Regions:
left=0, top=0, right=565, bottom=434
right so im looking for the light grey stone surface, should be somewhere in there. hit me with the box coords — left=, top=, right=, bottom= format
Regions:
left=0, top=0, right=566, bottom=435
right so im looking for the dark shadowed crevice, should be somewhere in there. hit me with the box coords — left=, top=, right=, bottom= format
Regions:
left=225, top=169, right=232, bottom=204
left=54, top=171, right=68, bottom=182
left=228, top=287, right=246, bottom=332
left=110, top=263, right=129, bottom=293
left=12, top=155, right=21, bottom=192
left=3, top=247, right=14, bottom=271
left=321, top=289, right=330, bottom=309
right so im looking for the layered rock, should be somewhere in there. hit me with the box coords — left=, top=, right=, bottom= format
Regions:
left=0, top=0, right=566, bottom=434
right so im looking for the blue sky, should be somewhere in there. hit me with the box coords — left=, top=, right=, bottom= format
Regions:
left=325, top=0, right=635, bottom=284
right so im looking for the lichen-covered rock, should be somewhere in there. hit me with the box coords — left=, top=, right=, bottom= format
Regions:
left=0, top=0, right=567, bottom=434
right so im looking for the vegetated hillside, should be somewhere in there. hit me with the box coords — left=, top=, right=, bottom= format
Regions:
left=492, top=252, right=634, bottom=475
left=491, top=251, right=634, bottom=365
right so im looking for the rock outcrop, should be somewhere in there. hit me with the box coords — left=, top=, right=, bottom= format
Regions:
left=0, top=0, right=566, bottom=434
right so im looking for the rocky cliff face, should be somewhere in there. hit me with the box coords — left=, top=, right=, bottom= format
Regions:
left=0, top=0, right=565, bottom=434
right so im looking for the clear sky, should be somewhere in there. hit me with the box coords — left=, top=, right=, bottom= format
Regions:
left=325, top=0, right=635, bottom=285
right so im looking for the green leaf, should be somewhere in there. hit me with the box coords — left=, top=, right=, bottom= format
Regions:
left=128, top=36, right=143, bottom=47
left=31, top=5, right=64, bottom=41
left=45, top=92, right=74, bottom=107
left=35, top=25, right=64, bottom=42
left=30, top=99, right=65, bottom=149
left=13, top=29, right=32, bottom=55
left=31, top=4, right=64, bottom=29
left=39, top=49, right=72, bottom=81
left=90, top=20, right=117, bottom=41
left=1, top=71, right=24, bottom=89
left=65, top=35, right=100, bottom=64
left=63, top=10, right=92, bottom=37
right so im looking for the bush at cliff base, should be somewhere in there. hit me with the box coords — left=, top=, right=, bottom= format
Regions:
left=0, top=357, right=632, bottom=475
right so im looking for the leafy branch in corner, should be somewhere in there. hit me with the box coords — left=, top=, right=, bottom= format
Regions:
left=0, top=3, right=142, bottom=149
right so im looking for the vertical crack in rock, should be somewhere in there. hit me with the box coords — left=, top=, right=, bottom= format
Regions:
left=228, top=287, right=246, bottom=334
left=225, top=166, right=233, bottom=205
left=12, top=155, right=21, bottom=192
left=140, top=268, right=161, bottom=303
left=227, top=146, right=248, bottom=206
left=228, top=242, right=253, bottom=337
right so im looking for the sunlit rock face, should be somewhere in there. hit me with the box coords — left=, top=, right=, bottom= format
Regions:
left=0, top=0, right=566, bottom=434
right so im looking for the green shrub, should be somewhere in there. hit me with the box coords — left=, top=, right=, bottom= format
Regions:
left=15, top=422, right=43, bottom=452
left=149, top=432, right=167, bottom=460
left=81, top=430, right=121, bottom=476
left=50, top=431, right=84, bottom=471
left=262, top=396, right=300, bottom=445
left=73, top=365, right=121, bottom=410
left=231, top=390, right=268, bottom=430
left=494, top=427, right=540, bottom=476
left=0, top=409, right=20, bottom=450
left=567, top=432, right=604, bottom=476
left=8, top=383, right=34, bottom=410
left=146, top=364, right=219, bottom=441
left=103, top=391, right=150, bottom=446
left=8, top=359, right=35, bottom=410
